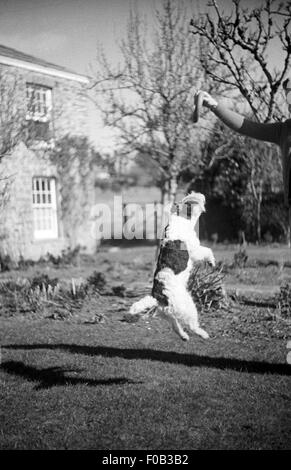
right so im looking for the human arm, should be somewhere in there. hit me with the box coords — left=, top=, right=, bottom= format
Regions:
left=197, top=91, right=282, bottom=145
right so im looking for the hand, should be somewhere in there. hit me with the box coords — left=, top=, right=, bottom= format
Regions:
left=195, top=90, right=218, bottom=110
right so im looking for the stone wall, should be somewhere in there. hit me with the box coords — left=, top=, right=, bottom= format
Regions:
left=0, top=142, right=67, bottom=260
left=0, top=63, right=98, bottom=261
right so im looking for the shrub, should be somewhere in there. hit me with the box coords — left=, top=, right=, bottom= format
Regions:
left=0, top=253, right=16, bottom=272
left=86, top=271, right=106, bottom=292
left=187, top=262, right=227, bottom=311
left=30, top=274, right=59, bottom=290
left=0, top=278, right=42, bottom=315
left=0, top=246, right=83, bottom=272
left=276, top=283, right=291, bottom=318
left=43, top=246, right=81, bottom=266
left=0, top=271, right=107, bottom=320
left=232, top=248, right=248, bottom=268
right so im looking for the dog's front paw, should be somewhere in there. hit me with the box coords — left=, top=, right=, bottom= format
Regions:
left=201, top=330, right=209, bottom=339
left=196, top=327, right=209, bottom=339
left=207, top=251, right=216, bottom=267
left=180, top=331, right=190, bottom=341
left=209, top=257, right=216, bottom=267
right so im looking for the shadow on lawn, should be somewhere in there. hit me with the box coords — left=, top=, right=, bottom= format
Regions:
left=3, top=344, right=291, bottom=376
left=1, top=360, right=140, bottom=390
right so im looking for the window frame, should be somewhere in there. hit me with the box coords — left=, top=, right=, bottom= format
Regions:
left=32, top=176, right=58, bottom=240
left=26, top=83, right=52, bottom=122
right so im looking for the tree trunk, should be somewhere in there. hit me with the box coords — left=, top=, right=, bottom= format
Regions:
left=256, top=182, right=263, bottom=244
left=256, top=200, right=261, bottom=243
left=288, top=208, right=291, bottom=248
left=162, top=175, right=178, bottom=206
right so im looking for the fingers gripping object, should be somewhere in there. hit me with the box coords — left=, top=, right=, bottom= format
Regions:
left=192, top=91, right=204, bottom=123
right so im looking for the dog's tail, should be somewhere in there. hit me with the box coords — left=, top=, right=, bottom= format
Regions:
left=129, top=295, right=158, bottom=316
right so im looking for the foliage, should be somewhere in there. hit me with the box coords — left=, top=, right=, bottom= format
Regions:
left=188, top=0, right=291, bottom=242
left=50, top=136, right=102, bottom=244
left=0, top=246, right=85, bottom=272
left=0, top=278, right=49, bottom=316
left=188, top=117, right=283, bottom=242
left=187, top=262, right=227, bottom=311
left=0, top=69, right=25, bottom=160
left=0, top=253, right=16, bottom=272
left=0, top=271, right=107, bottom=320
left=40, top=246, right=82, bottom=266
left=189, top=120, right=249, bottom=207
left=261, top=192, right=289, bottom=242
left=86, top=270, right=107, bottom=292
left=0, top=69, right=24, bottom=229
left=232, top=248, right=248, bottom=268
left=276, top=283, right=291, bottom=318
left=30, top=273, right=59, bottom=290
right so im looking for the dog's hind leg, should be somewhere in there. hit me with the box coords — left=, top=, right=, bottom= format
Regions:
left=129, top=295, right=158, bottom=316
left=160, top=307, right=189, bottom=341
left=170, top=317, right=190, bottom=341
left=171, top=287, right=209, bottom=340
left=188, top=318, right=209, bottom=339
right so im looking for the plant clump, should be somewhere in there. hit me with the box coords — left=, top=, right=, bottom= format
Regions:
left=276, top=283, right=291, bottom=318
left=0, top=271, right=108, bottom=321
left=187, top=262, right=228, bottom=312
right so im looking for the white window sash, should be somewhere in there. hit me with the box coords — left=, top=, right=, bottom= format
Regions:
left=26, top=85, right=52, bottom=122
left=32, top=177, right=58, bottom=240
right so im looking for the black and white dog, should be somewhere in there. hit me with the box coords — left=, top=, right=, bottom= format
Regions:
left=129, top=192, right=215, bottom=341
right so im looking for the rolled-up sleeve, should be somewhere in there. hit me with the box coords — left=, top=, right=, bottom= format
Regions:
left=214, top=103, right=282, bottom=145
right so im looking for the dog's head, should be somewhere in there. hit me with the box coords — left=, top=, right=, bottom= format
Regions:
left=181, top=192, right=206, bottom=214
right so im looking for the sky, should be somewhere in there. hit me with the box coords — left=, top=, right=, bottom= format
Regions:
left=1, top=0, right=281, bottom=75
left=0, top=0, right=157, bottom=75
left=0, top=0, right=288, bottom=150
left=0, top=0, right=158, bottom=150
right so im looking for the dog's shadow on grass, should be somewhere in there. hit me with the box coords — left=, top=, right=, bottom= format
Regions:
left=3, top=344, right=291, bottom=376
left=0, top=360, right=140, bottom=390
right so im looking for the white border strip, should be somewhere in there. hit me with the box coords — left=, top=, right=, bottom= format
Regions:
left=0, top=55, right=89, bottom=84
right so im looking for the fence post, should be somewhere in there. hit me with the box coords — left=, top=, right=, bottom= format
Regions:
left=154, top=201, right=158, bottom=240
left=122, top=202, right=127, bottom=240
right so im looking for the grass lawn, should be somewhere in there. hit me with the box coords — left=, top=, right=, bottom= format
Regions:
left=0, top=244, right=291, bottom=450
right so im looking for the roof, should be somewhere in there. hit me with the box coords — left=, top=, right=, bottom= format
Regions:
left=0, top=44, right=89, bottom=84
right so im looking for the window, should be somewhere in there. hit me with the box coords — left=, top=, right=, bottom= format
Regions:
left=26, top=83, right=53, bottom=141
left=26, top=83, right=52, bottom=121
left=32, top=177, right=58, bottom=239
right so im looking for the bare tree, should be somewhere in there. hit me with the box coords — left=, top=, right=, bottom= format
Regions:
left=191, top=116, right=283, bottom=242
left=0, top=69, right=25, bottom=218
left=0, top=69, right=25, bottom=161
left=215, top=135, right=282, bottom=243
left=190, top=0, right=291, bottom=121
left=241, top=140, right=282, bottom=242
left=0, top=67, right=60, bottom=204
left=189, top=0, right=291, bottom=243
left=91, top=0, right=202, bottom=204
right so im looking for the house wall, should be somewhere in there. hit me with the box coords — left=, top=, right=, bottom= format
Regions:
left=0, top=63, right=98, bottom=261
left=0, top=142, right=68, bottom=260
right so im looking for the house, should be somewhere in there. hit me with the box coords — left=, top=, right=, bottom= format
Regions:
left=0, top=44, right=98, bottom=262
